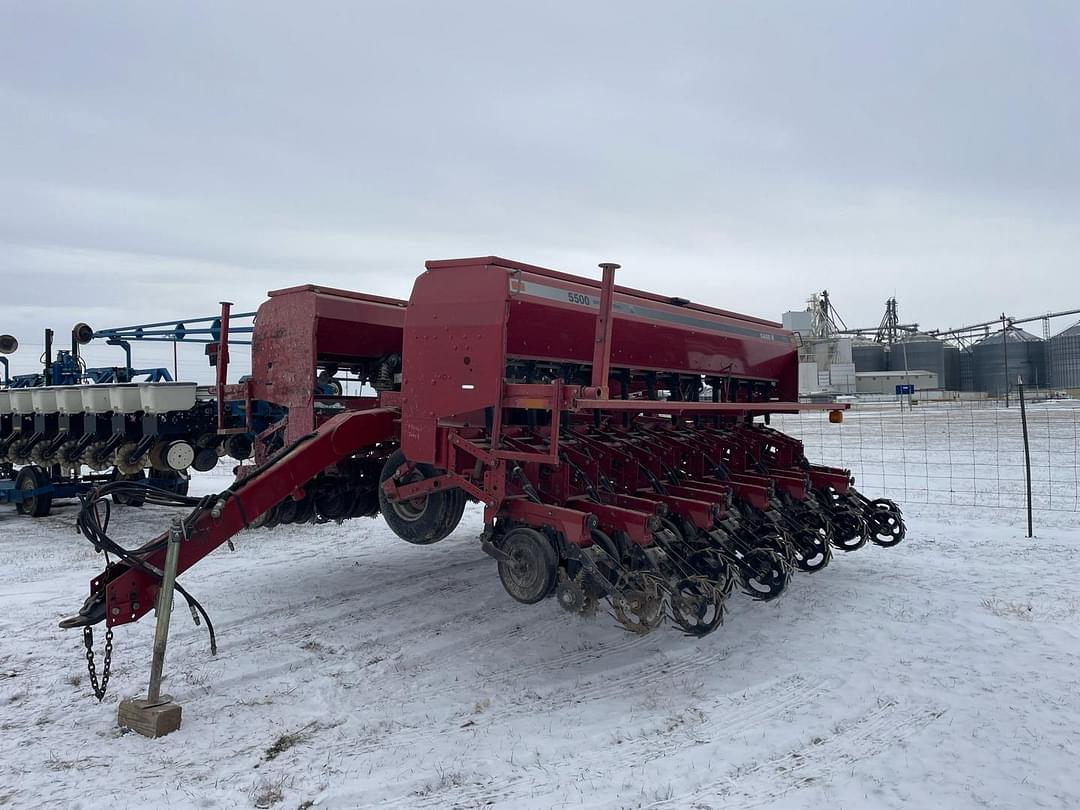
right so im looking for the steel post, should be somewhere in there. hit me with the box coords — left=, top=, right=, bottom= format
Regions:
left=1018, top=376, right=1033, bottom=538
left=216, top=301, right=233, bottom=431
left=1001, top=314, right=1010, bottom=407
left=147, top=517, right=183, bottom=704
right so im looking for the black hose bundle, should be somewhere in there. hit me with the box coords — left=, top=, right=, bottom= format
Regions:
left=75, top=480, right=218, bottom=655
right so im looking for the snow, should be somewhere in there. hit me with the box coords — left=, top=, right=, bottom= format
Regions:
left=1, top=479, right=1079, bottom=808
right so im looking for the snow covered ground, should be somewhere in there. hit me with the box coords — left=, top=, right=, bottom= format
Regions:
left=1, top=482, right=1079, bottom=809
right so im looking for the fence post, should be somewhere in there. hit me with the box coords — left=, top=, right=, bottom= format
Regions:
left=1018, top=375, right=1033, bottom=538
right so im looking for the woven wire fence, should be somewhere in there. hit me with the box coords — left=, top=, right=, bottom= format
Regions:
left=772, top=399, right=1080, bottom=512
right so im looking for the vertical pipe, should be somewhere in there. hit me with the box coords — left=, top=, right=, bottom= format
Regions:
left=1001, top=314, right=1009, bottom=407
left=590, top=263, right=619, bottom=396
left=44, top=328, right=54, bottom=384
left=216, top=302, right=233, bottom=431
left=121, top=341, right=133, bottom=382
left=1018, top=376, right=1033, bottom=538
left=147, top=518, right=183, bottom=704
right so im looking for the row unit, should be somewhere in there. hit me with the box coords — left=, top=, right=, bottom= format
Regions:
left=0, top=383, right=199, bottom=416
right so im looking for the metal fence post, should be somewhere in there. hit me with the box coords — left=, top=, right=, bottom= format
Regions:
left=1018, top=376, right=1033, bottom=538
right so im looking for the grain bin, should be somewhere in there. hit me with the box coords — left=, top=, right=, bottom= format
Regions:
left=972, top=328, right=1047, bottom=395
left=943, top=344, right=962, bottom=390
left=890, top=334, right=948, bottom=387
left=852, top=340, right=887, bottom=373
left=1049, top=320, right=1080, bottom=389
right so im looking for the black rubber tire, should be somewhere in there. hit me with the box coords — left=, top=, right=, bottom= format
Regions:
left=866, top=501, right=906, bottom=547
left=261, top=503, right=282, bottom=530
left=192, top=447, right=219, bottom=472
left=829, top=509, right=868, bottom=552
left=15, top=465, right=52, bottom=518
left=737, top=547, right=790, bottom=602
left=378, top=449, right=463, bottom=545
left=276, top=497, right=300, bottom=525
left=435, top=488, right=467, bottom=538
left=497, top=527, right=559, bottom=604
left=224, top=434, right=253, bottom=461
left=791, top=530, right=832, bottom=573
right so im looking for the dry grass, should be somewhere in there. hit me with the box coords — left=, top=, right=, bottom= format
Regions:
left=264, top=721, right=319, bottom=761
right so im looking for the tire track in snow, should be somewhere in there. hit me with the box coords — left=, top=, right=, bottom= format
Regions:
left=647, top=698, right=945, bottom=809
left=207, top=552, right=485, bottom=634
left=313, top=641, right=744, bottom=762
left=378, top=674, right=843, bottom=809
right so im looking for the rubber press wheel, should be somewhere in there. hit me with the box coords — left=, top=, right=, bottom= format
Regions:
left=497, top=527, right=559, bottom=604
left=378, top=449, right=465, bottom=545
left=15, top=465, right=52, bottom=518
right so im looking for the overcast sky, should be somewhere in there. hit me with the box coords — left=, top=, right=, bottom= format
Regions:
left=2, top=1, right=1078, bottom=381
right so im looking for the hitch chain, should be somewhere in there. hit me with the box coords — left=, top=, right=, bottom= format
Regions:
left=83, top=625, right=113, bottom=702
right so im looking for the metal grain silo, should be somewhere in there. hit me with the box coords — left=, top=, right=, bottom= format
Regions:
left=972, top=328, right=1047, bottom=395
left=943, top=344, right=962, bottom=390
left=1049, top=321, right=1080, bottom=389
left=890, top=334, right=947, bottom=387
left=960, top=348, right=975, bottom=391
left=852, top=340, right=887, bottom=373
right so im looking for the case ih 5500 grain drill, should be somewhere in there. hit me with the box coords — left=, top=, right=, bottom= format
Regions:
left=62, top=257, right=904, bottom=686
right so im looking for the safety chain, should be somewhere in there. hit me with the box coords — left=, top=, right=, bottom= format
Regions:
left=83, top=625, right=113, bottom=702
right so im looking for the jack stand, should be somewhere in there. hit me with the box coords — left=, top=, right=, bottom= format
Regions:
left=117, top=517, right=184, bottom=738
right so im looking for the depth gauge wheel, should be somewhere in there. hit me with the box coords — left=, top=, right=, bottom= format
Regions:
left=866, top=500, right=905, bottom=547
left=829, top=509, right=868, bottom=551
left=497, top=527, right=559, bottom=604
left=736, top=548, right=790, bottom=602
left=378, top=449, right=464, bottom=545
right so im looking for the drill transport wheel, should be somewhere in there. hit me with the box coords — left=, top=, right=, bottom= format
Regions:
left=378, top=449, right=464, bottom=545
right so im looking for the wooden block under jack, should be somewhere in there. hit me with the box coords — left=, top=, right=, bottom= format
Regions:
left=117, top=695, right=183, bottom=738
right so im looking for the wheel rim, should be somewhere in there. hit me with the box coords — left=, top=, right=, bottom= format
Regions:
left=498, top=528, right=557, bottom=604
left=504, top=546, right=545, bottom=595
left=18, top=474, right=37, bottom=512
left=389, top=469, right=429, bottom=522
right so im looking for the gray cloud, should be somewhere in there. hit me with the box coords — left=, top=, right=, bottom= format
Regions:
left=2, top=1, right=1078, bottom=379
